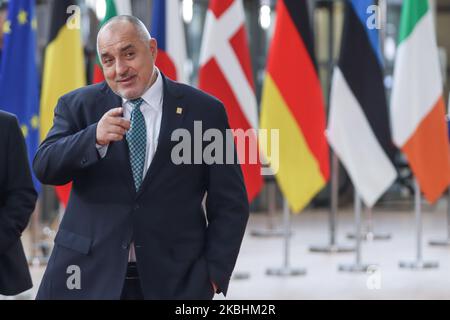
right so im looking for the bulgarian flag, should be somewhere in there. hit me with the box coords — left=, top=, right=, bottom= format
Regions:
left=391, top=0, right=450, bottom=203
left=93, top=0, right=132, bottom=83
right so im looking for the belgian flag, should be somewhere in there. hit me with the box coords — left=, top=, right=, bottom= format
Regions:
left=259, top=0, right=329, bottom=213
left=39, top=0, right=86, bottom=206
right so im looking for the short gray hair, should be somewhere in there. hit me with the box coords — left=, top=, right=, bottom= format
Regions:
left=96, top=15, right=152, bottom=55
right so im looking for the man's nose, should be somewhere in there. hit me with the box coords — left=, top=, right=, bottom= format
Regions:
left=116, top=59, right=129, bottom=77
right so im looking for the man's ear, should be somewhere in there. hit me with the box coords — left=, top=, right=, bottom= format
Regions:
left=150, top=38, right=158, bottom=60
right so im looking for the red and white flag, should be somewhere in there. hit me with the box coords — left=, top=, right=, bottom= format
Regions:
left=198, top=0, right=263, bottom=201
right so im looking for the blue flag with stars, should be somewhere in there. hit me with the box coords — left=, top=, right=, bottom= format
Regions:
left=0, top=0, right=40, bottom=192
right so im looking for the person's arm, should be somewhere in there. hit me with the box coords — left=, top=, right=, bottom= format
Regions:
left=204, top=103, right=249, bottom=296
left=33, top=97, right=128, bottom=185
left=33, top=97, right=100, bottom=185
left=0, top=116, right=37, bottom=253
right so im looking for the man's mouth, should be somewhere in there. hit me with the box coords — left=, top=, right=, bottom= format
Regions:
left=117, top=75, right=136, bottom=84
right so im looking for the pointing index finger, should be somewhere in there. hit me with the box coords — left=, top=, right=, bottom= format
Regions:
left=107, top=107, right=123, bottom=117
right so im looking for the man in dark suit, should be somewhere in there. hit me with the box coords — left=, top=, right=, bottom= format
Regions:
left=0, top=111, right=37, bottom=296
left=34, top=15, right=249, bottom=300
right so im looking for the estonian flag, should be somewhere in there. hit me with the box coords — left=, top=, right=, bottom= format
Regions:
left=327, top=0, right=397, bottom=207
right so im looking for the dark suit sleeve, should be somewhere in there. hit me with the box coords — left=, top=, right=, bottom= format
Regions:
left=204, top=103, right=249, bottom=297
left=33, top=97, right=100, bottom=185
left=0, top=116, right=37, bottom=254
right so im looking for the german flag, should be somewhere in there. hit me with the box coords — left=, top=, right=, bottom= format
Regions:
left=39, top=0, right=86, bottom=206
left=260, top=0, right=329, bottom=213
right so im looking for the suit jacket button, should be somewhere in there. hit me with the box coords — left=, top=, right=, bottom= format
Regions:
left=81, top=158, right=87, bottom=165
left=134, top=204, right=140, bottom=210
left=122, top=243, right=128, bottom=249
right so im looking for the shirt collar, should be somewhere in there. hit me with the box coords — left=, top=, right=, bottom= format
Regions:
left=122, top=68, right=163, bottom=111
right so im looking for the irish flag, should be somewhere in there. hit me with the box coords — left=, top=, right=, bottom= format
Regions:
left=391, top=0, right=450, bottom=203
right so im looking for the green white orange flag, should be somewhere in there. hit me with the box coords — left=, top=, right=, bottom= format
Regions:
left=259, top=0, right=329, bottom=213
left=391, top=0, right=450, bottom=203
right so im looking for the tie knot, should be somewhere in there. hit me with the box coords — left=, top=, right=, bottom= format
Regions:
left=129, top=98, right=144, bottom=109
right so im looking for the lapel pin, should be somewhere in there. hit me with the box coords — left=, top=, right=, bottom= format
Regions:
left=176, top=107, right=183, bottom=115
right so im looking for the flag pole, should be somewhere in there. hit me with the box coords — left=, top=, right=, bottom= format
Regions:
left=346, top=205, right=392, bottom=241
left=309, top=0, right=352, bottom=253
left=346, top=0, right=390, bottom=243
left=338, top=190, right=371, bottom=272
left=429, top=111, right=450, bottom=246
left=429, top=189, right=450, bottom=246
left=310, top=151, right=354, bottom=253
left=250, top=178, right=286, bottom=237
left=400, top=179, right=438, bottom=269
left=28, top=198, right=43, bottom=266
left=266, top=199, right=306, bottom=277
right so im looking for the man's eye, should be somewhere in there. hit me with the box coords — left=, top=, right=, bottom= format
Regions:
left=103, top=58, right=113, bottom=64
left=126, top=52, right=135, bottom=58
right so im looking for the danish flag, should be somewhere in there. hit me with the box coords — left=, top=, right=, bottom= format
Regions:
left=198, top=0, right=263, bottom=201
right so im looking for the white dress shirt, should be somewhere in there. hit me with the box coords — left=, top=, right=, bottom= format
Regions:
left=96, top=68, right=164, bottom=261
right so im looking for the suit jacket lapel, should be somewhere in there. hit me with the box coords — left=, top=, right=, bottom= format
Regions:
left=136, top=74, right=184, bottom=199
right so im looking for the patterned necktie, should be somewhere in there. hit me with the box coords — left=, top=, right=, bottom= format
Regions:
left=126, top=98, right=147, bottom=191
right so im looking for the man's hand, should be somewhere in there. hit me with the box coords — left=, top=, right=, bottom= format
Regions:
left=96, top=107, right=130, bottom=146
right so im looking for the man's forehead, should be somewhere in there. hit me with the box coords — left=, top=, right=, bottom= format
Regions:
left=98, top=22, right=138, bottom=48
left=98, top=36, right=137, bottom=54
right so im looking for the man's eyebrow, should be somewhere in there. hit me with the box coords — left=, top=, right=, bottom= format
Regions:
left=100, top=44, right=135, bottom=58
left=120, top=44, right=135, bottom=52
left=100, top=52, right=111, bottom=59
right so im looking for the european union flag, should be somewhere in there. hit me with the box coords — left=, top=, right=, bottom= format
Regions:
left=0, top=0, right=40, bottom=192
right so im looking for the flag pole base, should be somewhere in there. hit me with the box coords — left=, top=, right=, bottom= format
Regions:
left=250, top=228, right=292, bottom=238
left=399, top=260, right=439, bottom=269
left=309, top=244, right=355, bottom=253
left=266, top=267, right=306, bottom=277
left=346, top=231, right=391, bottom=241
left=428, top=239, right=450, bottom=246
left=338, top=263, right=371, bottom=273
